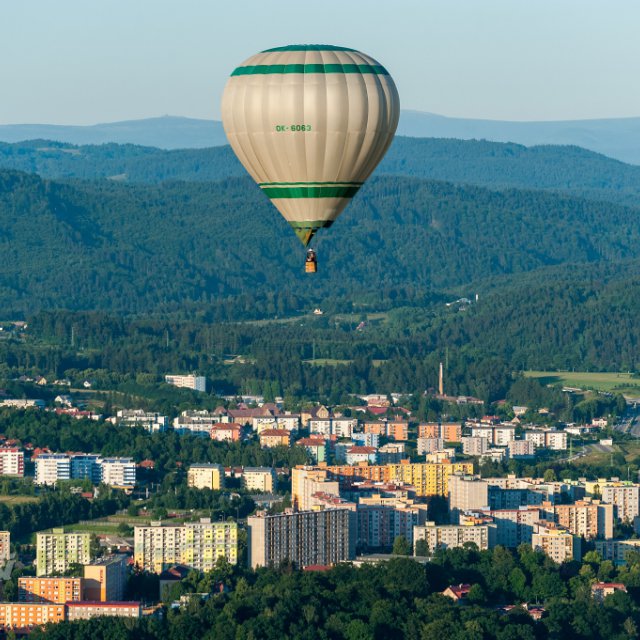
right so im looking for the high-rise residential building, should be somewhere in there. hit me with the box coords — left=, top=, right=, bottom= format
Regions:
left=247, top=509, right=355, bottom=569
left=0, top=531, right=9, bottom=564
left=599, top=483, right=640, bottom=523
left=356, top=497, right=429, bottom=549
left=413, top=520, right=496, bottom=552
left=0, top=447, right=24, bottom=476
left=531, top=521, right=581, bottom=563
left=291, top=467, right=340, bottom=510
left=417, top=438, right=445, bottom=456
left=318, top=461, right=473, bottom=498
left=98, top=458, right=136, bottom=488
left=242, top=467, right=277, bottom=493
left=0, top=603, right=65, bottom=629
left=507, top=440, right=536, bottom=458
left=448, top=475, right=489, bottom=522
left=83, top=554, right=128, bottom=602
left=134, top=518, right=237, bottom=573
left=36, top=530, right=92, bottom=576
left=462, top=437, right=488, bottom=456
left=467, top=508, right=542, bottom=547
left=188, top=464, right=224, bottom=490
left=34, top=454, right=71, bottom=486
left=18, top=577, right=83, bottom=603
left=70, top=455, right=101, bottom=483
left=164, top=374, right=207, bottom=392
left=546, top=499, right=614, bottom=540
left=595, top=539, right=640, bottom=565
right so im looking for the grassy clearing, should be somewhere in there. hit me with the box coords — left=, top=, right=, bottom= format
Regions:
left=525, top=370, right=640, bottom=394
left=0, top=495, right=39, bottom=505
left=571, top=440, right=640, bottom=468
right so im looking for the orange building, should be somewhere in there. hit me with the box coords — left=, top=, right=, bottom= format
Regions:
left=418, top=422, right=462, bottom=442
left=363, top=421, right=386, bottom=436
left=259, top=429, right=291, bottom=448
left=386, top=421, right=409, bottom=441
left=0, top=602, right=65, bottom=629
left=18, top=577, right=83, bottom=604
left=210, top=423, right=242, bottom=442
left=418, top=423, right=439, bottom=439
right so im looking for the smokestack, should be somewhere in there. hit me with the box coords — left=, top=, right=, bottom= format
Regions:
left=439, top=362, right=444, bottom=396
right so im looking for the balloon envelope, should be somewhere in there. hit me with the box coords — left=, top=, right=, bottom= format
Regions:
left=221, top=44, right=400, bottom=246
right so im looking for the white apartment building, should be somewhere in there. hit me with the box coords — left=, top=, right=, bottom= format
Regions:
left=164, top=374, right=207, bottom=392
left=462, top=437, right=488, bottom=456
left=99, top=458, right=136, bottom=488
left=600, top=484, right=640, bottom=523
left=116, top=409, right=169, bottom=433
left=413, top=521, right=495, bottom=552
left=242, top=467, right=277, bottom=493
left=0, top=531, right=9, bottom=564
left=417, top=438, right=445, bottom=455
left=35, top=454, right=71, bottom=486
left=508, top=440, right=536, bottom=458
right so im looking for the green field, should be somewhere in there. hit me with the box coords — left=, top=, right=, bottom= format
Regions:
left=0, top=495, right=39, bottom=505
left=525, top=370, right=640, bottom=394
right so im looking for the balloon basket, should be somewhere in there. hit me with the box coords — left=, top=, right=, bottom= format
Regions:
left=305, top=261, right=317, bottom=274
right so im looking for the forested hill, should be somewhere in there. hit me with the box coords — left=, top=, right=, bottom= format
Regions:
left=2, top=137, right=640, bottom=206
left=1, top=168, right=640, bottom=317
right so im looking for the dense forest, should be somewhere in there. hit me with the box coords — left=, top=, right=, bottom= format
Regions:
left=3, top=137, right=640, bottom=206
left=1, top=168, right=640, bottom=317
left=28, top=545, right=640, bottom=639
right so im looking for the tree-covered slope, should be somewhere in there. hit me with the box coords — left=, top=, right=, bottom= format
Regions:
left=2, top=137, right=640, bottom=206
left=1, top=169, right=640, bottom=316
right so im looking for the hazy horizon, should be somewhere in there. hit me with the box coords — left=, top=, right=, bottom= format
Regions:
left=2, top=0, right=640, bottom=126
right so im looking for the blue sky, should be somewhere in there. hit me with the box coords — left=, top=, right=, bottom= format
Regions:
left=1, top=0, right=638, bottom=125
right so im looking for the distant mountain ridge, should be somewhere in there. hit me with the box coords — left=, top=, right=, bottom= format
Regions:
left=2, top=137, right=640, bottom=207
left=1, top=111, right=640, bottom=163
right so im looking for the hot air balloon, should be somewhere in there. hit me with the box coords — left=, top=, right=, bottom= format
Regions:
left=221, top=44, right=400, bottom=272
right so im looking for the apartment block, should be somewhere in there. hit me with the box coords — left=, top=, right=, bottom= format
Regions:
left=296, top=437, right=328, bottom=463
left=259, top=429, right=291, bottom=448
left=0, top=447, right=24, bottom=476
left=417, top=438, right=445, bottom=455
left=99, top=458, right=136, bottom=488
left=600, top=484, right=640, bottom=522
left=448, top=475, right=489, bottom=521
left=507, top=440, right=536, bottom=458
left=378, top=442, right=406, bottom=464
left=357, top=497, right=429, bottom=549
left=83, top=554, right=128, bottom=602
left=468, top=508, right=542, bottom=547
left=242, top=467, right=277, bottom=493
left=134, top=518, right=237, bottom=573
left=291, top=467, right=340, bottom=510
left=18, top=577, right=83, bottom=604
left=319, top=461, right=473, bottom=498
left=116, top=409, right=169, bottom=433
left=36, top=530, right=91, bottom=576
left=34, top=454, right=71, bottom=486
left=210, top=423, right=242, bottom=442
left=595, top=539, right=640, bottom=565
left=413, top=520, right=496, bottom=552
left=0, top=603, right=65, bottom=629
left=386, top=420, right=409, bottom=441
left=532, top=521, right=581, bottom=563
left=418, top=423, right=462, bottom=442
left=0, top=531, right=9, bottom=564
left=547, top=499, right=614, bottom=539
left=188, top=464, right=225, bottom=490
left=462, top=437, right=488, bottom=456
left=66, top=601, right=141, bottom=620
left=247, top=508, right=355, bottom=569
left=164, top=374, right=206, bottom=392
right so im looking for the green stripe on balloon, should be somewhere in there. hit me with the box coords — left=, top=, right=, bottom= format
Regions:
left=261, top=185, right=361, bottom=199
left=231, top=64, right=389, bottom=76
left=259, top=181, right=363, bottom=187
left=262, top=45, right=358, bottom=53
